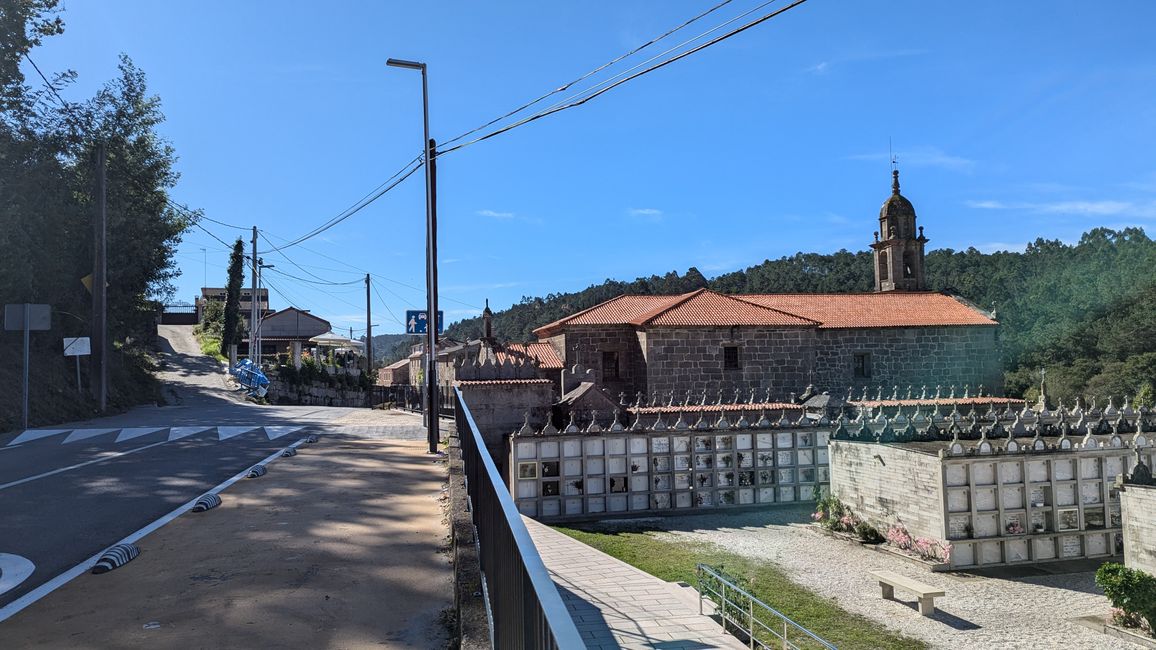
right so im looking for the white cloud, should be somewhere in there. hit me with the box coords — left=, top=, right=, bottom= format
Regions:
left=628, top=208, right=663, bottom=217
left=805, top=61, right=829, bottom=74
left=804, top=49, right=927, bottom=75
left=477, top=209, right=515, bottom=219
left=967, top=199, right=1156, bottom=219
left=976, top=242, right=1027, bottom=254
left=847, top=146, right=975, bottom=172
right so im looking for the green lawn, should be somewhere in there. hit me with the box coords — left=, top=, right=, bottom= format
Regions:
left=553, top=525, right=928, bottom=650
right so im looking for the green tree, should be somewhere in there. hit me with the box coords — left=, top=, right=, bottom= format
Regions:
left=222, top=238, right=245, bottom=351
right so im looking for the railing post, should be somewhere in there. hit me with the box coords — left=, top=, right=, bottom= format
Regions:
left=749, top=595, right=755, bottom=649
left=782, top=619, right=788, bottom=650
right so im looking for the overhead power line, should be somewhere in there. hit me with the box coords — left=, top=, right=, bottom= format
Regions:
left=439, top=0, right=808, bottom=157
left=438, top=0, right=736, bottom=149
left=259, top=155, right=424, bottom=255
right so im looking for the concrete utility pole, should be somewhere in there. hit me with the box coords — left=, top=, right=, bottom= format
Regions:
left=365, top=273, right=373, bottom=378
left=93, top=143, right=108, bottom=411
left=250, top=227, right=258, bottom=361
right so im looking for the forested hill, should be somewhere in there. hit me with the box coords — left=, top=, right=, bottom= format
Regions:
left=444, top=227, right=1156, bottom=402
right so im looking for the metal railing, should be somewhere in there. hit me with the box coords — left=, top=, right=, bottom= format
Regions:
left=371, top=384, right=456, bottom=418
left=697, top=564, right=836, bottom=650
left=454, top=387, right=584, bottom=649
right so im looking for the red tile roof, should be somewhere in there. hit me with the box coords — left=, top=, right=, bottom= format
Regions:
left=850, top=397, right=1024, bottom=408
left=534, top=289, right=996, bottom=336
left=456, top=379, right=554, bottom=386
left=503, top=341, right=563, bottom=369
left=742, top=292, right=996, bottom=329
left=630, top=402, right=803, bottom=414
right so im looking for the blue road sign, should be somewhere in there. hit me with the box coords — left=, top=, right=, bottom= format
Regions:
left=405, top=310, right=443, bottom=335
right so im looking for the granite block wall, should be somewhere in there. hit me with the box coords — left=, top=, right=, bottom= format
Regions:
left=1120, top=483, right=1156, bottom=575
left=642, top=327, right=815, bottom=397
left=553, top=327, right=644, bottom=399
left=829, top=440, right=945, bottom=539
left=814, top=326, right=1002, bottom=396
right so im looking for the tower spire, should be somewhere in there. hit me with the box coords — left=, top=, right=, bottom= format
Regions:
left=892, top=168, right=900, bottom=195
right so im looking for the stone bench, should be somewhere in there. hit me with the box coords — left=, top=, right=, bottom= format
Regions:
left=869, top=570, right=945, bottom=616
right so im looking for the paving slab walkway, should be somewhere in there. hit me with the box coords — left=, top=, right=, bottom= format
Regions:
left=525, top=517, right=745, bottom=650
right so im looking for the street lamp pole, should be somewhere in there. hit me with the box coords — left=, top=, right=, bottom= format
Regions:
left=387, top=57, right=439, bottom=454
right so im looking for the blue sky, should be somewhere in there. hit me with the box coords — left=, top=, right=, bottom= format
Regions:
left=26, top=1, right=1156, bottom=335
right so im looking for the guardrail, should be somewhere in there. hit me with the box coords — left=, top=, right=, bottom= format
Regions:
left=454, top=387, right=584, bottom=649
left=372, top=384, right=456, bottom=418
left=697, top=563, right=836, bottom=650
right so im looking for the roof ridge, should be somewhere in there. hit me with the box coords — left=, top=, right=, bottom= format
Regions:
left=725, top=293, right=821, bottom=325
left=627, top=288, right=710, bottom=327
left=531, top=293, right=638, bottom=337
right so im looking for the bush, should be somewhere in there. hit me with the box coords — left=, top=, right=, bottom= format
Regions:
left=1096, top=563, right=1156, bottom=636
left=855, top=521, right=884, bottom=544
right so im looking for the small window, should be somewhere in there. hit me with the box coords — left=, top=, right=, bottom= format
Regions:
left=878, top=251, right=889, bottom=281
left=723, top=345, right=740, bottom=370
left=602, top=351, right=620, bottom=380
left=903, top=251, right=915, bottom=278
left=853, top=352, right=872, bottom=379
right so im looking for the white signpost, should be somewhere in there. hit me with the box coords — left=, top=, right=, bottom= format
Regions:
left=64, top=336, right=91, bottom=395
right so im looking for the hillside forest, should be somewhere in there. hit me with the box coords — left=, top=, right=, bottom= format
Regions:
left=0, top=1, right=191, bottom=430
left=444, top=227, right=1156, bottom=405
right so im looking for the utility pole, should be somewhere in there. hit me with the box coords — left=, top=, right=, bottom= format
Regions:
left=93, top=143, right=108, bottom=411
left=426, top=138, right=439, bottom=453
left=250, top=227, right=258, bottom=361
left=365, top=273, right=374, bottom=380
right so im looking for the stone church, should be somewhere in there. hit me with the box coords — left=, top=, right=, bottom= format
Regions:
left=532, top=171, right=1002, bottom=399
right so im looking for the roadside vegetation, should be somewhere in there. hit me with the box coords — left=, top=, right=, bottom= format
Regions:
left=553, top=524, right=927, bottom=650
left=0, top=1, right=189, bottom=431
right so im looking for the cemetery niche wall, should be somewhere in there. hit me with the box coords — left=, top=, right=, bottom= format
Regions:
left=829, top=397, right=1155, bottom=569
left=508, top=403, right=833, bottom=521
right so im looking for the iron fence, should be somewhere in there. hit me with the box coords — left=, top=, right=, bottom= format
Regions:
left=454, top=387, right=584, bottom=649
left=371, top=384, right=456, bottom=418
left=697, top=563, right=836, bottom=650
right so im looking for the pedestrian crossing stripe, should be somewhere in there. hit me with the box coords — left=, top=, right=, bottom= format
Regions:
left=62, top=429, right=119, bottom=444
left=216, top=426, right=260, bottom=441
left=169, top=427, right=212, bottom=441
left=115, top=427, right=168, bottom=443
left=262, top=426, right=304, bottom=441
left=8, top=429, right=71, bottom=445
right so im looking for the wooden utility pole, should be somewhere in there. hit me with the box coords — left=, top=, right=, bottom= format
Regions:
left=365, top=273, right=373, bottom=379
left=93, top=143, right=108, bottom=411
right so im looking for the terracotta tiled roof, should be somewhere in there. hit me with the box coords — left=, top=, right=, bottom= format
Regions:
left=630, top=402, right=803, bottom=414
left=850, top=397, right=1024, bottom=409
left=533, top=295, right=677, bottom=336
left=631, top=289, right=818, bottom=328
left=456, top=379, right=553, bottom=386
left=742, top=292, right=996, bottom=329
left=503, top=341, right=563, bottom=369
left=534, top=289, right=996, bottom=335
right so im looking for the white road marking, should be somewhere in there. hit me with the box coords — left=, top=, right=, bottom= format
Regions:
left=115, top=428, right=168, bottom=443
left=0, top=437, right=309, bottom=623
left=0, top=554, right=35, bottom=597
left=62, top=429, right=119, bottom=444
left=0, top=439, right=175, bottom=491
left=216, top=426, right=259, bottom=441
left=262, top=426, right=305, bottom=441
left=8, top=430, right=71, bottom=446
left=168, top=427, right=212, bottom=442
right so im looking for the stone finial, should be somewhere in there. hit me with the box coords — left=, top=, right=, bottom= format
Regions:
left=905, top=386, right=913, bottom=400
left=518, top=412, right=535, bottom=436
left=890, top=385, right=899, bottom=401
left=540, top=418, right=560, bottom=436
left=586, top=411, right=603, bottom=433
left=962, top=384, right=971, bottom=399
left=563, top=411, right=579, bottom=434
left=748, top=387, right=757, bottom=404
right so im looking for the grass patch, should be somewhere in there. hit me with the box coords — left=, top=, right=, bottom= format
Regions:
left=194, top=330, right=227, bottom=362
left=553, top=525, right=927, bottom=650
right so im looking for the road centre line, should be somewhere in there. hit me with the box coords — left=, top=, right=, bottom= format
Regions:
left=0, top=437, right=308, bottom=623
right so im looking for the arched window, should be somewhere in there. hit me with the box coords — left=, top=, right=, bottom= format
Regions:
left=903, top=251, right=915, bottom=278
left=878, top=251, right=889, bottom=281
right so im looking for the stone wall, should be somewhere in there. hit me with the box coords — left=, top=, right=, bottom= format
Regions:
left=829, top=440, right=945, bottom=539
left=642, top=327, right=815, bottom=397
left=267, top=378, right=368, bottom=407
left=814, top=326, right=1002, bottom=396
left=455, top=380, right=556, bottom=453
left=552, top=326, right=643, bottom=399
left=1120, top=483, right=1156, bottom=575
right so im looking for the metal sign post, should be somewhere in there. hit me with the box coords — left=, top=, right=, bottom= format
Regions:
left=5, top=303, right=52, bottom=430
left=64, top=336, right=91, bottom=395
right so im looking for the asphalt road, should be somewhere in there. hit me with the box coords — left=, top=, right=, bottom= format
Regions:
left=0, top=326, right=365, bottom=618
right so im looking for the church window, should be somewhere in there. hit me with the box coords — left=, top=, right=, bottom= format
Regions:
left=903, top=251, right=915, bottom=278
left=853, top=353, right=872, bottom=379
left=878, top=252, right=889, bottom=281
left=723, top=345, right=740, bottom=370
left=602, top=351, right=620, bottom=380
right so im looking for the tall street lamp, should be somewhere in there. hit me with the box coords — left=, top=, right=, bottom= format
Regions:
left=387, top=57, right=440, bottom=454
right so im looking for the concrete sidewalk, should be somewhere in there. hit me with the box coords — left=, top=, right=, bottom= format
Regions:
left=525, top=518, right=745, bottom=650
left=0, top=434, right=453, bottom=649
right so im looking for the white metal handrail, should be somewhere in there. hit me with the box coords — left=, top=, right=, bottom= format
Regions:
left=697, top=563, right=836, bottom=650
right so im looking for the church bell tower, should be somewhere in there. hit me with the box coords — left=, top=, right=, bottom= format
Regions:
left=872, top=169, right=929, bottom=292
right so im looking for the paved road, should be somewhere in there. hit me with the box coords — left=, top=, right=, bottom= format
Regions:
left=0, top=326, right=376, bottom=618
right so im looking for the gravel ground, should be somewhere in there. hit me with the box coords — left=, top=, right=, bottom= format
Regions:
left=590, top=506, right=1122, bottom=650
